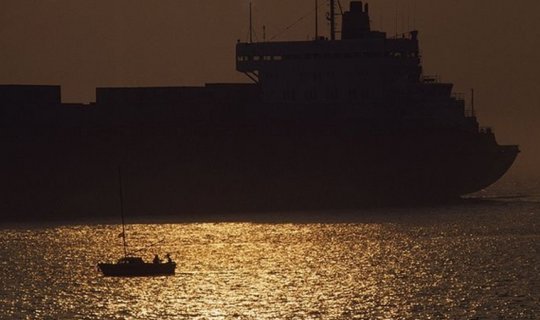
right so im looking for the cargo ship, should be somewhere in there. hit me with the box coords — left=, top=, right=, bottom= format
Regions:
left=0, top=1, right=519, bottom=218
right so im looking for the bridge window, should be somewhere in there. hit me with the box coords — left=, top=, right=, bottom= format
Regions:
left=389, top=52, right=405, bottom=58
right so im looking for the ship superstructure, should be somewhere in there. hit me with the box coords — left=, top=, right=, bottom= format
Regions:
left=229, top=1, right=518, bottom=204
left=236, top=1, right=471, bottom=129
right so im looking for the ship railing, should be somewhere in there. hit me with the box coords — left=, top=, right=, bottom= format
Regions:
left=422, top=75, right=440, bottom=83
left=479, top=127, right=493, bottom=134
left=389, top=31, right=418, bottom=40
left=452, top=92, right=465, bottom=101
left=464, top=109, right=476, bottom=118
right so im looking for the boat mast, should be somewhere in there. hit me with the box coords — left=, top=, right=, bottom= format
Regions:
left=118, top=166, right=128, bottom=258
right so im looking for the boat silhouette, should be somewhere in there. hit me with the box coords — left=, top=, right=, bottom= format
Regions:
left=97, top=167, right=176, bottom=277
left=98, top=256, right=176, bottom=277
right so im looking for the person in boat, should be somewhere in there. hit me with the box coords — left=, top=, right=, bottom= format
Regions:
left=153, top=254, right=161, bottom=264
left=165, top=253, right=172, bottom=264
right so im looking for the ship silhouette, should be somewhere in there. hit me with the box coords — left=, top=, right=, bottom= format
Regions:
left=0, top=1, right=519, bottom=218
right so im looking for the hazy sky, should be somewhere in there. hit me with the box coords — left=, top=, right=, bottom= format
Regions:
left=1, top=0, right=539, bottom=176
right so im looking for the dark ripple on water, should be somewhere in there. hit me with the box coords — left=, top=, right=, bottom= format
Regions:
left=0, top=202, right=538, bottom=319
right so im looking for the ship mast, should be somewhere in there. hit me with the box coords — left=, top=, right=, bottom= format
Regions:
left=328, top=0, right=343, bottom=40
left=329, top=0, right=336, bottom=40
left=249, top=2, right=253, bottom=43
left=471, top=88, right=476, bottom=117
left=315, top=0, right=319, bottom=39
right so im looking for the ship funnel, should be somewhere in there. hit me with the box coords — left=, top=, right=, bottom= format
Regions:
left=342, top=1, right=371, bottom=39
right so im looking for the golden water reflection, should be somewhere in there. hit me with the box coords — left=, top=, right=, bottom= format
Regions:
left=0, top=210, right=539, bottom=319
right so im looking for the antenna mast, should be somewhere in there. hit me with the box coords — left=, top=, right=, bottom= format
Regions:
left=329, top=0, right=336, bottom=40
left=249, top=2, right=253, bottom=43
left=315, top=0, right=319, bottom=39
left=471, top=88, right=476, bottom=117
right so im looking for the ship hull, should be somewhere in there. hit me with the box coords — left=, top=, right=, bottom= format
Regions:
left=0, top=125, right=519, bottom=217
left=158, top=130, right=518, bottom=210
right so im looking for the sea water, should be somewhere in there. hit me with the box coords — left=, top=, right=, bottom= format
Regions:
left=0, top=182, right=539, bottom=319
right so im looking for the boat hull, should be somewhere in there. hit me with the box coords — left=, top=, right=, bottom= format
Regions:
left=98, top=262, right=176, bottom=277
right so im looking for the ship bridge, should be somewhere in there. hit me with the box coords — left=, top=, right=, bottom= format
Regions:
left=236, top=1, right=421, bottom=104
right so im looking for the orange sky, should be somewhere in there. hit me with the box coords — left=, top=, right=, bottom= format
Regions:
left=1, top=0, right=539, bottom=176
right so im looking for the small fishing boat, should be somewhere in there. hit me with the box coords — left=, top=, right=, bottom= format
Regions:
left=98, top=167, right=176, bottom=277
left=98, top=256, right=176, bottom=277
